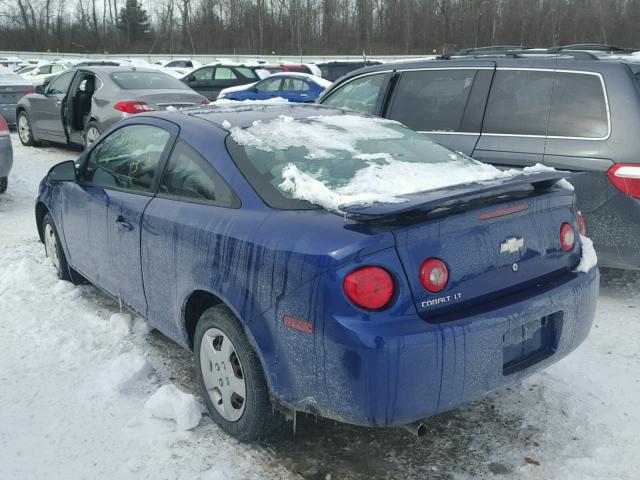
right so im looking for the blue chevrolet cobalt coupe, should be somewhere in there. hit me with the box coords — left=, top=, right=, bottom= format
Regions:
left=36, top=104, right=599, bottom=440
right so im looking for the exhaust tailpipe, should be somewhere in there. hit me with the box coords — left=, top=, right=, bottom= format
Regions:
left=402, top=421, right=427, bottom=437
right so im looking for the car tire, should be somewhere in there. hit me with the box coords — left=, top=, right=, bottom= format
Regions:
left=194, top=304, right=284, bottom=441
left=0, top=176, right=7, bottom=194
left=83, top=121, right=101, bottom=149
left=17, top=111, right=39, bottom=147
left=42, top=212, right=83, bottom=284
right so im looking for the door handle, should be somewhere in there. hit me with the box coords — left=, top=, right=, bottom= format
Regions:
left=115, top=216, right=133, bottom=231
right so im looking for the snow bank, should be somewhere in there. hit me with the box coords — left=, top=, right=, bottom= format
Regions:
left=144, top=384, right=202, bottom=431
left=574, top=235, right=598, bottom=273
left=109, top=312, right=133, bottom=338
left=103, top=352, right=154, bottom=391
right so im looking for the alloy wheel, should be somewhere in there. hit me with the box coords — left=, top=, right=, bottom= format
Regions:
left=18, top=115, right=30, bottom=144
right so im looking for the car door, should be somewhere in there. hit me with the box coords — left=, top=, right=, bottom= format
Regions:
left=383, top=66, right=493, bottom=154
left=252, top=77, right=284, bottom=100
left=141, top=138, right=240, bottom=334
left=211, top=67, right=242, bottom=98
left=279, top=78, right=312, bottom=103
left=473, top=68, right=554, bottom=168
left=320, top=71, right=393, bottom=115
left=184, top=66, right=215, bottom=99
left=33, top=70, right=76, bottom=139
left=75, top=120, right=176, bottom=315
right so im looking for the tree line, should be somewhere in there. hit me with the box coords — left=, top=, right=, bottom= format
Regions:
left=2, top=0, right=639, bottom=56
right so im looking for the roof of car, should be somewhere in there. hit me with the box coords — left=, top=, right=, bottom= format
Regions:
left=333, top=51, right=640, bottom=84
left=163, top=103, right=355, bottom=130
left=74, top=65, right=175, bottom=74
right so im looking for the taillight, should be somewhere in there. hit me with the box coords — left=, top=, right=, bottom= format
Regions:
left=23, top=89, right=34, bottom=95
left=419, top=258, right=449, bottom=293
left=343, top=266, right=394, bottom=310
left=607, top=164, right=640, bottom=199
left=0, top=115, right=8, bottom=136
left=113, top=101, right=155, bottom=114
left=574, top=208, right=587, bottom=236
left=200, top=98, right=210, bottom=106
left=560, top=223, right=575, bottom=252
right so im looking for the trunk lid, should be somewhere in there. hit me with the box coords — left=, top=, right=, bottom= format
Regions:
left=346, top=173, right=582, bottom=320
left=135, top=90, right=204, bottom=111
left=0, top=74, right=33, bottom=105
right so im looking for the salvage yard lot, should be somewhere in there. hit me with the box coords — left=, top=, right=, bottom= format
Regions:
left=1, top=134, right=639, bottom=480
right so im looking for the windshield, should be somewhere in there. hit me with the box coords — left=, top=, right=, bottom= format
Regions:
left=110, top=71, right=189, bottom=90
left=226, top=114, right=508, bottom=211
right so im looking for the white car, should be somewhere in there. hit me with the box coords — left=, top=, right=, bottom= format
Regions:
left=19, top=62, right=70, bottom=85
left=0, top=57, right=23, bottom=73
left=161, top=58, right=202, bottom=76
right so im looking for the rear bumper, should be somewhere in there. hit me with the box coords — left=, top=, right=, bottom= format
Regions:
left=318, top=267, right=599, bottom=427
left=0, top=105, right=17, bottom=125
left=0, top=136, right=13, bottom=177
left=585, top=193, right=640, bottom=270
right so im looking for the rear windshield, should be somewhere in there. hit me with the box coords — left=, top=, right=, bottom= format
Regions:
left=226, top=114, right=506, bottom=211
left=110, top=71, right=189, bottom=90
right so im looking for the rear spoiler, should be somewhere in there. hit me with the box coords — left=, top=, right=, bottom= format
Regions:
left=340, top=170, right=572, bottom=218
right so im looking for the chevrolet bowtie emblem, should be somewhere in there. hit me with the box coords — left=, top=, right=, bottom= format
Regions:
left=500, top=237, right=524, bottom=254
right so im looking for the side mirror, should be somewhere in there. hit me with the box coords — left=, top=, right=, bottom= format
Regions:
left=185, top=74, right=195, bottom=83
left=35, top=84, right=45, bottom=95
left=47, top=160, right=77, bottom=182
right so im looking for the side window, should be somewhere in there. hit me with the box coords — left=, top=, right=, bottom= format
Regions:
left=483, top=70, right=555, bottom=136
left=282, top=78, right=309, bottom=91
left=159, top=140, right=239, bottom=207
left=38, top=65, right=52, bottom=74
left=548, top=72, right=608, bottom=138
left=257, top=78, right=283, bottom=92
left=47, top=72, right=75, bottom=95
left=83, top=125, right=171, bottom=192
left=51, top=64, right=65, bottom=74
left=387, top=69, right=477, bottom=132
left=193, top=67, right=214, bottom=81
left=322, top=73, right=387, bottom=114
left=214, top=67, right=237, bottom=80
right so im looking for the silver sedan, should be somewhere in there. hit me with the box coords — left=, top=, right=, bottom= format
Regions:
left=16, top=66, right=208, bottom=149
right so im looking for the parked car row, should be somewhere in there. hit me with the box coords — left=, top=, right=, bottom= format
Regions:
left=318, top=46, right=640, bottom=271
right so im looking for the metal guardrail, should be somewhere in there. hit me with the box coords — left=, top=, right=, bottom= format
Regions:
left=0, top=51, right=437, bottom=64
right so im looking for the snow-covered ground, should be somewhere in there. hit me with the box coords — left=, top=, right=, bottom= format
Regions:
left=0, top=134, right=638, bottom=479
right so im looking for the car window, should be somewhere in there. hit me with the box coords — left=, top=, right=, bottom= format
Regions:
left=322, top=73, right=386, bottom=114
left=282, top=78, right=309, bottom=91
left=83, top=125, right=171, bottom=193
left=38, top=65, right=51, bottom=74
left=483, top=70, right=554, bottom=136
left=47, top=71, right=75, bottom=95
left=193, top=67, right=214, bottom=81
left=159, top=139, right=239, bottom=207
left=387, top=69, right=477, bottom=132
left=235, top=67, right=258, bottom=79
left=214, top=67, right=237, bottom=80
left=257, top=78, right=282, bottom=92
left=110, top=71, right=189, bottom=90
left=51, top=64, right=65, bottom=73
left=548, top=72, right=608, bottom=138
